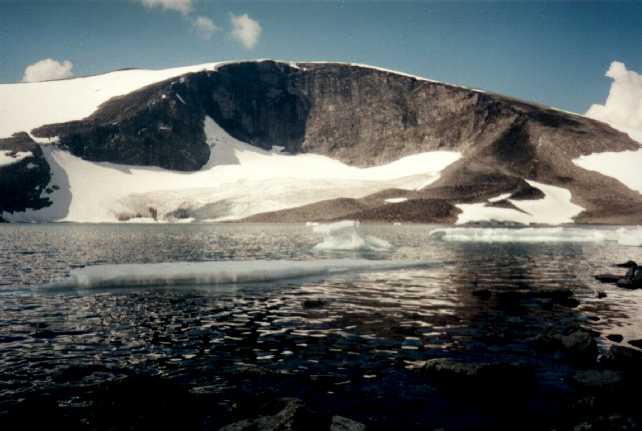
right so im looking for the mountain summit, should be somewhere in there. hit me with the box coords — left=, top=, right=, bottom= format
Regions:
left=1, top=60, right=641, bottom=224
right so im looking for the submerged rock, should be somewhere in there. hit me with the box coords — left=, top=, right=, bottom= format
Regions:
left=471, top=288, right=492, bottom=299
left=88, top=375, right=197, bottom=430
left=627, top=339, right=642, bottom=349
left=421, top=358, right=534, bottom=394
left=606, top=334, right=624, bottom=343
left=569, top=369, right=625, bottom=393
left=534, top=327, right=598, bottom=364
left=219, top=398, right=366, bottom=431
left=601, top=345, right=642, bottom=369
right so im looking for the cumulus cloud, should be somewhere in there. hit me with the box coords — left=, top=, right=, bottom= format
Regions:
left=140, top=0, right=192, bottom=15
left=22, top=58, right=74, bottom=83
left=192, top=16, right=220, bottom=40
left=586, top=61, right=642, bottom=140
left=230, top=13, right=262, bottom=49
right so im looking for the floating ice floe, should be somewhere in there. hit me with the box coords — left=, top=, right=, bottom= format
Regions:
left=44, top=259, right=432, bottom=289
left=429, top=226, right=642, bottom=246
left=312, top=220, right=392, bottom=251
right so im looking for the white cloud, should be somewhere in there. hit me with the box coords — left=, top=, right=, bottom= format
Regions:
left=140, top=0, right=192, bottom=15
left=22, top=58, right=74, bottom=83
left=230, top=13, right=262, bottom=50
left=192, top=16, right=220, bottom=40
left=586, top=61, right=642, bottom=140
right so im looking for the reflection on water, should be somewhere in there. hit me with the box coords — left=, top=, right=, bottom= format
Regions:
left=1, top=223, right=642, bottom=429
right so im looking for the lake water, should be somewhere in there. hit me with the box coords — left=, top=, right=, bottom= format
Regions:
left=1, top=223, right=642, bottom=430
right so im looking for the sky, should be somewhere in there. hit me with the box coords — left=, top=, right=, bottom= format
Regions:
left=1, top=0, right=641, bottom=115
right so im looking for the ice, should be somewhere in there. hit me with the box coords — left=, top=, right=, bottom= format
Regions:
left=312, top=221, right=392, bottom=251
left=0, top=150, right=32, bottom=168
left=430, top=226, right=642, bottom=246
left=44, top=259, right=433, bottom=289
left=384, top=197, right=408, bottom=204
left=615, top=227, right=642, bottom=247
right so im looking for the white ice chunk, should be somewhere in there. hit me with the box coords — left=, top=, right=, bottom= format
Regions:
left=312, top=220, right=392, bottom=251
left=44, top=259, right=433, bottom=289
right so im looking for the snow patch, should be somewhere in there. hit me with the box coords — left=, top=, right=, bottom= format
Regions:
left=312, top=220, right=391, bottom=251
left=574, top=149, right=642, bottom=195
left=0, top=151, right=32, bottom=168
left=455, top=180, right=584, bottom=225
left=384, top=197, right=408, bottom=204
left=44, top=259, right=433, bottom=289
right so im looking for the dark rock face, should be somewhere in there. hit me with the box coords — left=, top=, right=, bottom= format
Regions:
left=11, top=60, right=642, bottom=222
left=0, top=132, right=51, bottom=215
left=33, top=61, right=309, bottom=171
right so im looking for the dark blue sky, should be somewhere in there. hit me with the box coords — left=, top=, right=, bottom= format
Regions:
left=1, top=1, right=641, bottom=113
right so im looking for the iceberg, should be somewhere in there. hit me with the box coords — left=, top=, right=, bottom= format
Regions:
left=44, top=259, right=433, bottom=289
left=312, top=220, right=392, bottom=251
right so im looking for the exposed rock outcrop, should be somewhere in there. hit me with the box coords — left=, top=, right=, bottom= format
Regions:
left=0, top=132, right=51, bottom=215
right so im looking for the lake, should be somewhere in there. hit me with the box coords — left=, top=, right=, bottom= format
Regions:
left=1, top=223, right=642, bottom=430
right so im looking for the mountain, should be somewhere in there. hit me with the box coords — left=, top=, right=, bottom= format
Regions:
left=1, top=60, right=641, bottom=224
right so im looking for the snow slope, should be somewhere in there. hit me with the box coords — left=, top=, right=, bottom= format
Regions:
left=455, top=180, right=584, bottom=225
left=44, top=259, right=434, bottom=289
left=574, top=149, right=642, bottom=195
left=0, top=150, right=32, bottom=168
left=3, top=117, right=461, bottom=223
left=0, top=62, right=221, bottom=139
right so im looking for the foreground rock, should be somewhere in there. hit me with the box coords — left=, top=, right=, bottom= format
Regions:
left=219, top=398, right=366, bottom=431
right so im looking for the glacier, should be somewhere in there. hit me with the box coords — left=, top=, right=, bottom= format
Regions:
left=3, top=117, right=461, bottom=223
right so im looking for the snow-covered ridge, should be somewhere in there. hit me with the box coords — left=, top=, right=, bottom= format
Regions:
left=0, top=61, right=222, bottom=139
left=455, top=180, right=584, bottom=225
left=1, top=59, right=582, bottom=141
left=0, top=150, right=33, bottom=168
left=3, top=117, right=461, bottom=223
left=44, top=259, right=434, bottom=289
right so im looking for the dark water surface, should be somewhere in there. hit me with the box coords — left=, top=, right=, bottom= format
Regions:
left=1, top=223, right=642, bottom=430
